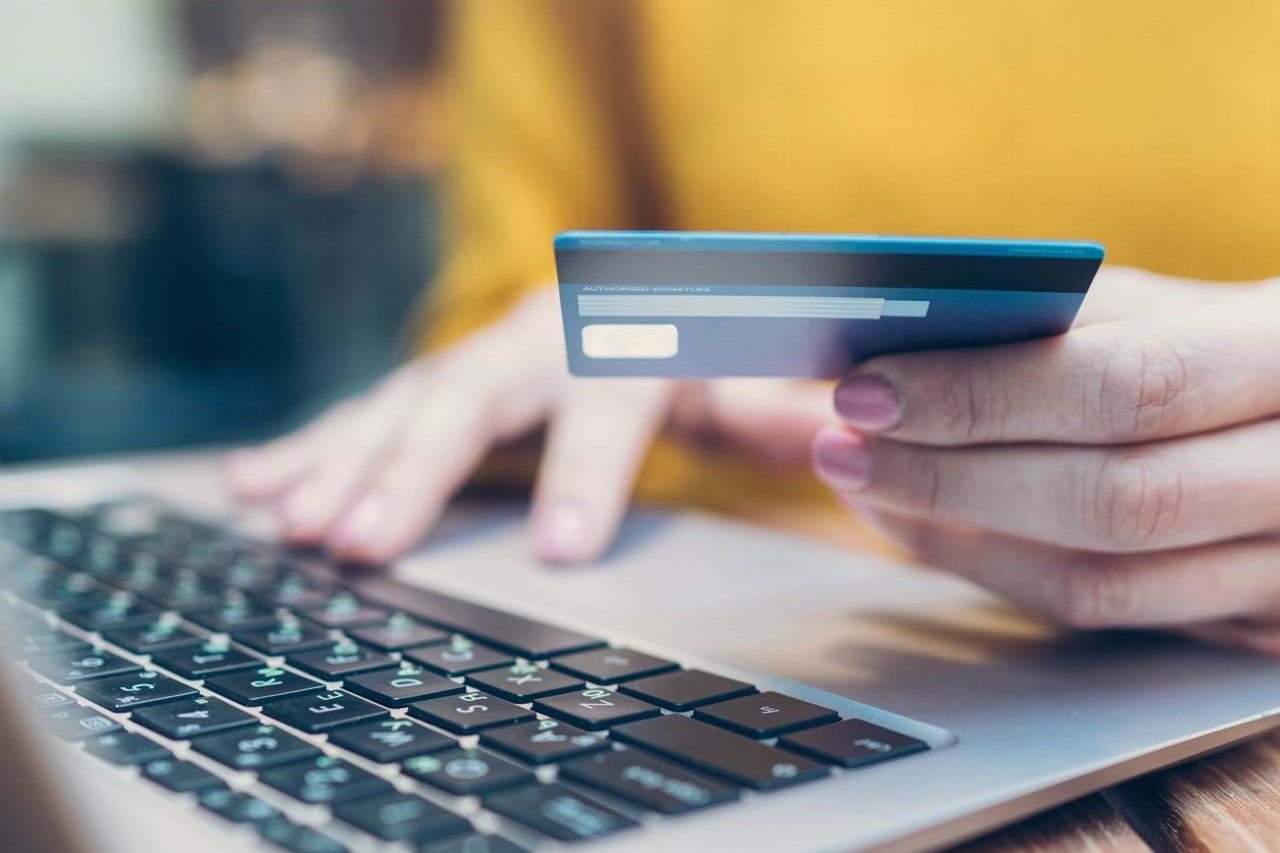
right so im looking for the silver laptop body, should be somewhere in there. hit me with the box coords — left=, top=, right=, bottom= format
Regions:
left=4, top=452, right=1280, bottom=853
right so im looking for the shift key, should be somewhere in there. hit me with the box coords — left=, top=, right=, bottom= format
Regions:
left=612, top=714, right=827, bottom=791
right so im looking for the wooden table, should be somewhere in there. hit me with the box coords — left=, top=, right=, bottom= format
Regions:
left=745, top=502, right=1280, bottom=853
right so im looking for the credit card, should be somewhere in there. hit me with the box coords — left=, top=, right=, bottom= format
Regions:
left=555, top=231, right=1104, bottom=378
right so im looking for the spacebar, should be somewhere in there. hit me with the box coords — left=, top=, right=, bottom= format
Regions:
left=352, top=578, right=605, bottom=659
left=612, top=714, right=828, bottom=791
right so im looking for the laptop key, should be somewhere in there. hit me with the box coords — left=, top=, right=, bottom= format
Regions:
left=404, top=637, right=513, bottom=676
left=466, top=662, right=584, bottom=702
left=561, top=749, right=739, bottom=815
left=260, top=754, right=392, bottom=805
left=198, top=788, right=281, bottom=825
left=248, top=571, right=333, bottom=610
left=38, top=514, right=87, bottom=561
left=692, top=691, right=840, bottom=738
left=126, top=515, right=201, bottom=562
left=61, top=592, right=162, bottom=632
left=288, top=640, right=396, bottom=679
left=165, top=534, right=239, bottom=574
left=777, top=718, right=929, bottom=768
left=402, top=747, right=534, bottom=796
left=192, top=724, right=320, bottom=770
left=616, top=669, right=755, bottom=712
left=84, top=732, right=170, bottom=766
left=142, top=569, right=224, bottom=612
left=131, top=695, right=257, bottom=739
left=151, top=639, right=260, bottom=679
left=204, top=665, right=323, bottom=705
left=332, top=790, right=470, bottom=843
left=328, top=718, right=454, bottom=764
left=550, top=647, right=678, bottom=685
left=360, top=585, right=605, bottom=659
left=8, top=570, right=65, bottom=607
left=232, top=618, right=332, bottom=655
left=2, top=560, right=52, bottom=602
left=110, top=553, right=166, bottom=598
left=298, top=592, right=389, bottom=629
left=256, top=818, right=349, bottom=853
left=102, top=618, right=201, bottom=654
left=532, top=688, right=660, bottom=731
left=28, top=646, right=141, bottom=684
left=185, top=594, right=278, bottom=633
left=218, top=552, right=287, bottom=594
left=15, top=624, right=85, bottom=659
left=30, top=685, right=76, bottom=710
left=26, top=572, right=110, bottom=613
left=480, top=719, right=609, bottom=765
left=141, top=757, right=224, bottom=793
left=74, top=534, right=132, bottom=579
left=3, top=552, right=62, bottom=593
left=265, top=689, right=387, bottom=733
left=72, top=669, right=198, bottom=712
left=43, top=704, right=121, bottom=740
left=612, top=714, right=828, bottom=791
left=344, top=661, right=463, bottom=707
left=483, top=783, right=637, bottom=842
left=0, top=507, right=51, bottom=548
left=419, top=834, right=529, bottom=853
left=347, top=615, right=449, bottom=651
left=408, top=691, right=534, bottom=734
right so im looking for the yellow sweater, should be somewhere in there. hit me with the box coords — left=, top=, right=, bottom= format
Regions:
left=421, top=1, right=1280, bottom=514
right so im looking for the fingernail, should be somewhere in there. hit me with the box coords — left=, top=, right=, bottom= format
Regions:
left=331, top=495, right=384, bottom=550
left=535, top=499, right=591, bottom=563
left=812, top=428, right=872, bottom=489
left=834, top=374, right=902, bottom=431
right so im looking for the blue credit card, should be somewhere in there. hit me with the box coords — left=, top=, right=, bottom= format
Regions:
left=556, top=231, right=1104, bottom=378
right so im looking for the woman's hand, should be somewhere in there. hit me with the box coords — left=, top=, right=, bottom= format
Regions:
left=814, top=269, right=1280, bottom=654
left=228, top=287, right=830, bottom=564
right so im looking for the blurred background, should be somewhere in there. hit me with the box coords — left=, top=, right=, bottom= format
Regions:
left=0, top=0, right=449, bottom=462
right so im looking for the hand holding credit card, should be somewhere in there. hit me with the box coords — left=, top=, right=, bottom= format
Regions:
left=557, top=231, right=1104, bottom=378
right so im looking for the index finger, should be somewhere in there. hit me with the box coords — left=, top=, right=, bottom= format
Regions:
left=532, top=378, right=673, bottom=564
left=835, top=283, right=1280, bottom=446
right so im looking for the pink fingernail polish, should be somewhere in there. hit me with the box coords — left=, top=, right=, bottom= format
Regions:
left=834, top=374, right=902, bottom=431
left=812, top=428, right=872, bottom=489
left=536, top=499, right=590, bottom=563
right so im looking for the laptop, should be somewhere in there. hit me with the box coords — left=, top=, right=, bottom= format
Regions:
left=4, top=453, right=1280, bottom=853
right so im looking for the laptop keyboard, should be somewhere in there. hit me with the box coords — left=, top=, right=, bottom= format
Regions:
left=1, top=500, right=932, bottom=852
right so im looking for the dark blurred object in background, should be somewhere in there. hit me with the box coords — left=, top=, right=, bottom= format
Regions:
left=0, top=0, right=450, bottom=462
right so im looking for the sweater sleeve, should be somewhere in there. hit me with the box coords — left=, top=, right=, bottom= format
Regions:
left=417, top=0, right=647, bottom=349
